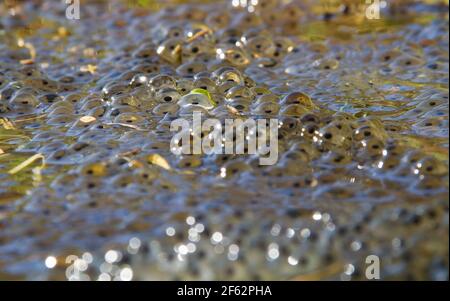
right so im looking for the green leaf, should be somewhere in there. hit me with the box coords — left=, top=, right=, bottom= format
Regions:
left=190, top=88, right=216, bottom=107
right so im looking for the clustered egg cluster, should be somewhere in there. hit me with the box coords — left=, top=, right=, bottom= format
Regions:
left=0, top=0, right=448, bottom=280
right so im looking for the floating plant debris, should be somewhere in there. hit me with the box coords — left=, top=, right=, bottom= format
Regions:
left=0, top=0, right=448, bottom=281
left=8, top=153, right=45, bottom=175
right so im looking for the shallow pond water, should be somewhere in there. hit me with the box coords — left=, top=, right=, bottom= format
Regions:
left=0, top=0, right=448, bottom=280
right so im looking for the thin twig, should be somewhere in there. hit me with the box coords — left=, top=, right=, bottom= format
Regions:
left=14, top=114, right=47, bottom=123
left=104, top=122, right=146, bottom=131
left=187, top=28, right=212, bottom=43
left=0, top=117, right=15, bottom=130
left=8, top=153, right=45, bottom=175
